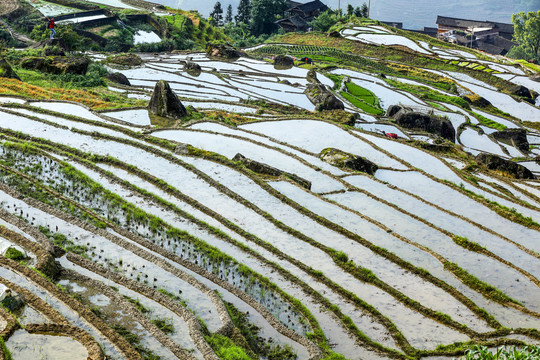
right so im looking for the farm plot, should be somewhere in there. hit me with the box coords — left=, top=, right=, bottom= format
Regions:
left=0, top=43, right=539, bottom=360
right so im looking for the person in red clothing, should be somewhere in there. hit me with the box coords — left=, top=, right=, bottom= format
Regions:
left=46, top=17, right=56, bottom=39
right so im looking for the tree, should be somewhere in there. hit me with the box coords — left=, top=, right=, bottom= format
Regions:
left=250, top=0, right=287, bottom=35
left=235, top=0, right=252, bottom=24
left=309, top=10, right=340, bottom=32
left=346, top=4, right=354, bottom=16
left=510, top=11, right=540, bottom=61
left=225, top=4, right=233, bottom=23
left=354, top=6, right=362, bottom=17
left=210, top=1, right=224, bottom=26
left=361, top=2, right=369, bottom=18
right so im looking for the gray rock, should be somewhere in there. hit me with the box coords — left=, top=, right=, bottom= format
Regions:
left=491, top=128, right=529, bottom=153
left=274, top=55, right=294, bottom=67
left=305, top=83, right=344, bottom=111
left=184, top=61, right=202, bottom=76
left=20, top=56, right=90, bottom=75
left=320, top=148, right=378, bottom=175
left=510, top=85, right=532, bottom=99
left=394, top=110, right=455, bottom=142
left=106, top=72, right=131, bottom=86
left=233, top=153, right=311, bottom=189
left=306, top=68, right=318, bottom=83
left=476, top=153, right=535, bottom=179
left=148, top=80, right=187, bottom=119
left=386, top=104, right=403, bottom=118
left=206, top=42, right=241, bottom=59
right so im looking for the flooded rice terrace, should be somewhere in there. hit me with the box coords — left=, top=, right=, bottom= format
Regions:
left=0, top=28, right=539, bottom=360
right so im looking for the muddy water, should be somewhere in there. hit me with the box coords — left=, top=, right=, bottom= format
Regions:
left=0, top=266, right=125, bottom=359
left=326, top=190, right=540, bottom=312
left=342, top=174, right=540, bottom=280
left=375, top=170, right=540, bottom=253
left=57, top=157, right=399, bottom=354
left=6, top=329, right=88, bottom=360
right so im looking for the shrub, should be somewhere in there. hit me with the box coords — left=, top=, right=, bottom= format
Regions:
left=4, top=247, right=26, bottom=260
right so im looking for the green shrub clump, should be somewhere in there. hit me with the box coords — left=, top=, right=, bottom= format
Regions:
left=4, top=247, right=26, bottom=260
left=459, top=345, right=540, bottom=359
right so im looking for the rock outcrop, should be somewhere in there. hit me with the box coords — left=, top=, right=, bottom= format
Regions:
left=476, top=153, right=535, bottom=179
left=392, top=109, right=455, bottom=142
left=491, top=128, right=529, bottom=153
left=0, top=58, right=20, bottom=80
left=460, top=94, right=490, bottom=107
left=29, top=38, right=70, bottom=55
left=510, top=85, right=532, bottom=100
left=105, top=53, right=143, bottom=67
left=106, top=72, right=131, bottom=86
left=233, top=153, right=311, bottom=189
left=148, top=80, right=187, bottom=119
left=206, top=42, right=241, bottom=59
left=20, top=56, right=89, bottom=75
left=184, top=61, right=201, bottom=71
left=274, top=55, right=294, bottom=67
left=320, top=148, right=378, bottom=175
left=328, top=30, right=341, bottom=37
left=305, top=83, right=344, bottom=111
left=306, top=68, right=318, bottom=83
left=386, top=104, right=403, bottom=118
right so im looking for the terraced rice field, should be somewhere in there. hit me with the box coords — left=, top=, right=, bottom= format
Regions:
left=0, top=23, right=539, bottom=360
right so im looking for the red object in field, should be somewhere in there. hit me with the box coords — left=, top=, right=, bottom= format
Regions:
left=385, top=133, right=398, bottom=139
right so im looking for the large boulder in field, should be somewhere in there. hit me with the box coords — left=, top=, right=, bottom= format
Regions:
left=386, top=104, right=403, bottom=118
left=305, top=83, right=344, bottom=111
left=106, top=72, right=131, bottom=86
left=148, top=80, right=187, bottom=119
left=30, top=38, right=70, bottom=55
left=476, top=153, right=535, bottom=179
left=233, top=153, right=311, bottom=189
left=105, top=53, right=143, bottom=67
left=0, top=58, right=20, bottom=80
left=491, top=128, right=529, bottom=153
left=184, top=61, right=201, bottom=76
left=306, top=68, right=318, bottom=83
left=320, top=148, right=378, bottom=175
left=206, top=42, right=241, bottom=59
left=20, top=56, right=89, bottom=75
left=460, top=94, right=490, bottom=108
left=510, top=85, right=532, bottom=99
left=394, top=110, right=455, bottom=142
left=274, top=55, right=294, bottom=67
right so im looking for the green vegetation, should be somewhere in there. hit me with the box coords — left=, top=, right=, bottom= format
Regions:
left=508, top=11, right=540, bottom=62
left=206, top=334, right=252, bottom=360
left=4, top=247, right=26, bottom=260
left=452, top=236, right=485, bottom=253
left=123, top=295, right=151, bottom=314
left=443, top=262, right=522, bottom=306
left=459, top=345, right=540, bottom=359
left=111, top=324, right=160, bottom=360
left=0, top=338, right=13, bottom=360
left=225, top=301, right=297, bottom=359
left=151, top=317, right=175, bottom=334
left=471, top=112, right=507, bottom=130
left=341, top=81, right=384, bottom=115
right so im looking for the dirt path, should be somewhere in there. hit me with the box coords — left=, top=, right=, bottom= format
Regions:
left=0, top=19, right=35, bottom=45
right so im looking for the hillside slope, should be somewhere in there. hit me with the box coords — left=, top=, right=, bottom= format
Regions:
left=0, top=20, right=539, bottom=360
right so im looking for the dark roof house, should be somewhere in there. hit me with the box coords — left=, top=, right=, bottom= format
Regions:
left=277, top=0, right=328, bottom=32
left=436, top=15, right=516, bottom=55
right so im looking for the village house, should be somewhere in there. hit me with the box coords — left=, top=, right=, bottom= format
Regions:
left=276, top=0, right=328, bottom=32
left=436, top=15, right=516, bottom=55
